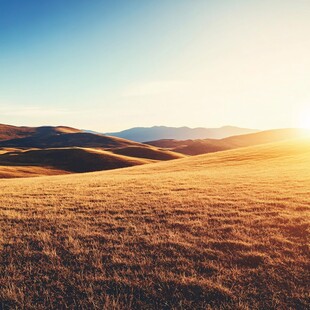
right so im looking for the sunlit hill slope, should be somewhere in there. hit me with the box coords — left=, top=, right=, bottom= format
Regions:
left=0, top=138, right=309, bottom=309
left=147, top=128, right=309, bottom=155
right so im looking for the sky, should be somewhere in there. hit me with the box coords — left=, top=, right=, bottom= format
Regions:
left=0, top=0, right=310, bottom=131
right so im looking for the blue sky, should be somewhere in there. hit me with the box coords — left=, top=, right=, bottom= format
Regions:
left=1, top=0, right=310, bottom=131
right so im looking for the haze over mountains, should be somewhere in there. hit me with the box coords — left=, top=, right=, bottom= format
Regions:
left=105, top=125, right=259, bottom=142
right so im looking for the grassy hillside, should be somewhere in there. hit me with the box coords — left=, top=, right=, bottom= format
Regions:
left=0, top=139, right=309, bottom=308
left=147, top=128, right=309, bottom=155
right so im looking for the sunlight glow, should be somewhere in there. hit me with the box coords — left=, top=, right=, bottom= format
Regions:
left=299, top=107, right=310, bottom=129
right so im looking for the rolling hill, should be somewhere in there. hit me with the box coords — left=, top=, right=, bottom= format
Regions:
left=0, top=125, right=141, bottom=149
left=0, top=138, right=309, bottom=308
left=0, top=124, right=185, bottom=177
left=105, top=125, right=259, bottom=142
left=0, top=147, right=184, bottom=178
left=0, top=124, right=35, bottom=141
left=0, top=148, right=156, bottom=175
left=147, top=128, right=309, bottom=155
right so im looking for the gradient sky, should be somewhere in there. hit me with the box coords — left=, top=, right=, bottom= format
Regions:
left=0, top=0, right=310, bottom=131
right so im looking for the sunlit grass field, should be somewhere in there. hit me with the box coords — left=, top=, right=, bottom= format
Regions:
left=0, top=139, right=309, bottom=309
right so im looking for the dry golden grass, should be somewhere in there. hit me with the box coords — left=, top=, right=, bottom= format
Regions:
left=0, top=139, right=309, bottom=309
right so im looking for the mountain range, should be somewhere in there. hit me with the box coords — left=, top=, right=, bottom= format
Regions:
left=105, top=125, right=259, bottom=142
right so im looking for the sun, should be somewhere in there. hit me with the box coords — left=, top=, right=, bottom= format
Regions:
left=298, top=107, right=310, bottom=129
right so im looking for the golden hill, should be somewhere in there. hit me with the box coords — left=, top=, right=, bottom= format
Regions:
left=0, top=139, right=309, bottom=308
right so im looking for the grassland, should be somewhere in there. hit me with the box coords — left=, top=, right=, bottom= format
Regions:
left=0, top=139, right=309, bottom=309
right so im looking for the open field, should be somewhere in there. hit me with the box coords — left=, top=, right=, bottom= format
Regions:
left=0, top=139, right=309, bottom=309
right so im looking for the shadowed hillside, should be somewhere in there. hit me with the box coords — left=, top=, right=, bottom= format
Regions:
left=0, top=148, right=155, bottom=174
left=147, top=128, right=309, bottom=155
left=0, top=131, right=141, bottom=149
left=0, top=139, right=309, bottom=308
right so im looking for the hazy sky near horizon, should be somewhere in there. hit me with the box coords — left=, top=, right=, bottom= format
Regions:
left=0, top=0, right=310, bottom=131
